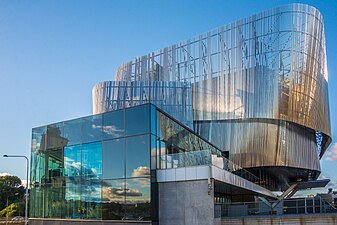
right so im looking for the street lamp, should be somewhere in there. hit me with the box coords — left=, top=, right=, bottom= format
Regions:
left=3, top=155, right=29, bottom=225
left=6, top=192, right=19, bottom=225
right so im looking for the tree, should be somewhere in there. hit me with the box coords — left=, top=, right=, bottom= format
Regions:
left=0, top=203, right=17, bottom=217
left=0, top=175, right=25, bottom=216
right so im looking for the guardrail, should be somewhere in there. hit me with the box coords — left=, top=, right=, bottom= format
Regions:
left=215, top=197, right=337, bottom=218
left=158, top=149, right=260, bottom=183
left=0, top=221, right=24, bottom=225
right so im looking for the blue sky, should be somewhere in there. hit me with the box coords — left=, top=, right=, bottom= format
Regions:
left=0, top=0, right=336, bottom=194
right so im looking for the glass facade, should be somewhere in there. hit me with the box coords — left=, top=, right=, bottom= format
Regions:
left=31, top=104, right=232, bottom=220
left=30, top=105, right=152, bottom=220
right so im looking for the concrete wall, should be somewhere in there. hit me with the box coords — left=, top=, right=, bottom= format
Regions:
left=221, top=214, right=337, bottom=225
left=158, top=179, right=214, bottom=225
left=29, top=219, right=151, bottom=225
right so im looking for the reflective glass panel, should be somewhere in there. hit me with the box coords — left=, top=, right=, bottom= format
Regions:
left=65, top=187, right=81, bottom=218
left=103, top=109, right=125, bottom=140
left=126, top=135, right=150, bottom=178
left=82, top=114, right=102, bottom=144
left=29, top=187, right=44, bottom=218
left=44, top=187, right=66, bottom=218
left=82, top=142, right=102, bottom=180
left=151, top=135, right=157, bottom=170
left=46, top=123, right=66, bottom=150
left=81, top=183, right=102, bottom=219
left=30, top=149, right=46, bottom=187
left=125, top=105, right=150, bottom=136
left=46, top=149, right=64, bottom=186
left=125, top=178, right=150, bottom=221
left=102, top=139, right=124, bottom=179
left=64, top=145, right=81, bottom=178
left=150, top=104, right=156, bottom=135
left=63, top=119, right=82, bottom=146
left=31, top=126, right=47, bottom=187
left=102, top=179, right=125, bottom=220
left=32, top=126, right=46, bottom=153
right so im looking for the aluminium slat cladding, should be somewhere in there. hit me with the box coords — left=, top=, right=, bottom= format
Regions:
left=93, top=4, right=331, bottom=190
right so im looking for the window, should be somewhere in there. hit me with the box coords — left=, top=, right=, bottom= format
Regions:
left=82, top=142, right=102, bottom=180
left=82, top=115, right=102, bottom=143
left=102, top=139, right=124, bottom=179
left=126, top=135, right=150, bottom=178
left=125, top=105, right=150, bottom=136
left=103, top=110, right=125, bottom=140
left=63, top=119, right=81, bottom=146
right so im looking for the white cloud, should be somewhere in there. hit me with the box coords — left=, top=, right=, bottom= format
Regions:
left=93, top=125, right=124, bottom=138
left=325, top=142, right=337, bottom=161
left=137, top=178, right=150, bottom=188
left=131, top=166, right=150, bottom=177
left=102, top=185, right=143, bottom=202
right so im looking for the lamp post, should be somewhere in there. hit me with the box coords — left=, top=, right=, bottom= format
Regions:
left=6, top=192, right=19, bottom=225
left=3, top=155, right=29, bottom=225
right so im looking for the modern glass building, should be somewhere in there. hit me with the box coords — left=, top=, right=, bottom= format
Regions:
left=93, top=3, right=331, bottom=190
left=30, top=104, right=154, bottom=220
left=30, top=3, right=332, bottom=225
left=31, top=104, right=243, bottom=223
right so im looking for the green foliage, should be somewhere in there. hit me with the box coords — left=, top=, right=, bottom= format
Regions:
left=0, top=176, right=21, bottom=187
left=0, top=203, right=17, bottom=217
left=0, top=175, right=25, bottom=216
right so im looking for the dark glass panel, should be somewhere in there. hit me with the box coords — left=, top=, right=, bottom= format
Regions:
left=125, top=104, right=150, bottom=136
left=63, top=118, right=82, bottom=146
left=150, top=104, right=156, bottom=135
left=44, top=187, right=66, bottom=218
left=46, top=123, right=66, bottom=150
left=64, top=145, right=81, bottom=178
left=30, top=149, right=46, bottom=188
left=126, top=135, right=150, bottom=178
left=156, top=110, right=183, bottom=141
left=158, top=140, right=167, bottom=169
left=102, top=139, right=125, bottom=179
left=151, top=135, right=157, bottom=170
left=29, top=187, right=44, bottom=218
left=65, top=187, right=81, bottom=219
left=31, top=127, right=47, bottom=187
left=125, top=178, right=151, bottom=221
left=102, top=179, right=125, bottom=220
left=32, top=126, right=47, bottom=153
left=82, top=114, right=102, bottom=144
left=102, top=109, right=125, bottom=140
left=81, top=142, right=102, bottom=180
left=46, top=149, right=65, bottom=187
left=81, top=183, right=102, bottom=219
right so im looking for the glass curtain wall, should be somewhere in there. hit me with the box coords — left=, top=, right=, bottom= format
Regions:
left=31, top=103, right=244, bottom=220
left=30, top=104, right=152, bottom=220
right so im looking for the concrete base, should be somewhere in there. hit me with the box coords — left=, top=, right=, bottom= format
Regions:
left=221, top=213, right=337, bottom=225
left=29, top=219, right=151, bottom=225
left=158, top=179, right=214, bottom=225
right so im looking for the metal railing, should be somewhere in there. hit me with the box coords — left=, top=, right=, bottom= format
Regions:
left=158, top=149, right=260, bottom=183
left=215, top=197, right=337, bottom=218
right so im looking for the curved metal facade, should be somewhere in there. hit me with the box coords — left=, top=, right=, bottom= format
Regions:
left=93, top=4, right=331, bottom=189
left=93, top=80, right=193, bottom=128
